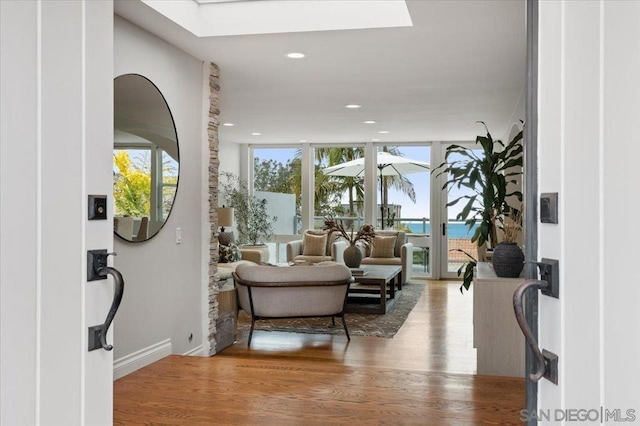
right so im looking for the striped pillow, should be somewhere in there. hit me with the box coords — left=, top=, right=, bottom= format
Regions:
left=302, top=232, right=328, bottom=256
left=370, top=235, right=397, bottom=258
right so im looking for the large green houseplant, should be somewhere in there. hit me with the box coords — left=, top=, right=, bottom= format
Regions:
left=219, top=172, right=277, bottom=245
left=435, top=121, right=523, bottom=292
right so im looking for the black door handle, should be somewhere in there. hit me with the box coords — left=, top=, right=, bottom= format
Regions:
left=88, top=265, right=125, bottom=351
left=513, top=279, right=558, bottom=384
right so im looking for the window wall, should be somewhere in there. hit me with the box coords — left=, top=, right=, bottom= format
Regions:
left=374, top=144, right=432, bottom=278
left=313, top=145, right=366, bottom=231
left=251, top=146, right=301, bottom=262
left=248, top=141, right=479, bottom=277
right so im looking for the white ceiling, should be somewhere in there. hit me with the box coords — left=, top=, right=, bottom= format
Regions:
left=114, top=0, right=526, bottom=145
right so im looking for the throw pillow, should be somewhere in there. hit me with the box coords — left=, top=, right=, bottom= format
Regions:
left=307, top=230, right=336, bottom=256
left=219, top=243, right=242, bottom=263
left=370, top=235, right=397, bottom=258
left=302, top=232, right=328, bottom=256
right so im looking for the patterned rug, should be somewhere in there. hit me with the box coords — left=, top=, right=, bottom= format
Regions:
left=237, top=281, right=425, bottom=338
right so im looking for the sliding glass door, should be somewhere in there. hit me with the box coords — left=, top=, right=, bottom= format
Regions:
left=438, top=144, right=483, bottom=279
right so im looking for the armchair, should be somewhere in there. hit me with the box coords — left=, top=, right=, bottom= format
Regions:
left=360, top=230, right=414, bottom=284
left=286, top=230, right=348, bottom=264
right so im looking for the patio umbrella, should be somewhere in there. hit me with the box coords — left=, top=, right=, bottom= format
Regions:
left=323, top=151, right=430, bottom=229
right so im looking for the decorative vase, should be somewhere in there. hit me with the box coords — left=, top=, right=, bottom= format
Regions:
left=343, top=244, right=363, bottom=268
left=491, top=242, right=524, bottom=277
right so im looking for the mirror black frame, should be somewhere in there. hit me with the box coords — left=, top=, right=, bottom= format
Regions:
left=113, top=73, right=180, bottom=243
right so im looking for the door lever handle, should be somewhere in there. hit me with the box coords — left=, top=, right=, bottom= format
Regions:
left=88, top=266, right=125, bottom=351
left=513, top=279, right=558, bottom=384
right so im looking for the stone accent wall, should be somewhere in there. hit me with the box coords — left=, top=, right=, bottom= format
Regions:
left=207, top=63, right=221, bottom=355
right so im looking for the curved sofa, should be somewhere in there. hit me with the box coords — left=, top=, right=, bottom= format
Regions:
left=233, top=262, right=353, bottom=346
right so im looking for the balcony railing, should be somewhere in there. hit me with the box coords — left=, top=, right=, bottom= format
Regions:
left=292, top=215, right=432, bottom=234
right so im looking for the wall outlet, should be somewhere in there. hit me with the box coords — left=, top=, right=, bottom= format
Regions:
left=176, top=227, right=182, bottom=244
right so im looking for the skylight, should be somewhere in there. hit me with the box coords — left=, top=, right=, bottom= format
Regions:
left=141, top=0, right=412, bottom=37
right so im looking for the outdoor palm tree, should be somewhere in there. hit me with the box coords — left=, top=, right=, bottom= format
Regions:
left=315, top=147, right=365, bottom=216
left=317, top=146, right=421, bottom=226
left=287, top=149, right=351, bottom=216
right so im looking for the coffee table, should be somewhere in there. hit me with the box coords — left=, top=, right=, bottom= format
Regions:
left=345, top=265, right=402, bottom=314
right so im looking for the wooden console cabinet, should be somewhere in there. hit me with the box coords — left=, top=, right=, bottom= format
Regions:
left=473, top=262, right=525, bottom=377
left=216, top=281, right=237, bottom=353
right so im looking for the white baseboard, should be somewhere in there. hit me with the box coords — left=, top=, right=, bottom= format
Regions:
left=113, top=339, right=172, bottom=380
left=182, top=344, right=204, bottom=357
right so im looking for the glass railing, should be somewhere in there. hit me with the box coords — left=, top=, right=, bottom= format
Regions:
left=296, top=215, right=432, bottom=234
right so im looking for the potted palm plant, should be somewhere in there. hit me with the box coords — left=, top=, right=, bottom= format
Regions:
left=492, top=207, right=524, bottom=277
left=435, top=121, right=523, bottom=292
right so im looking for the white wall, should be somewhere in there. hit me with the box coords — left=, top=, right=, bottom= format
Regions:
left=1, top=1, right=114, bottom=423
left=218, top=140, right=242, bottom=177
left=113, top=17, right=205, bottom=366
left=537, top=0, right=640, bottom=422
left=217, top=140, right=245, bottom=239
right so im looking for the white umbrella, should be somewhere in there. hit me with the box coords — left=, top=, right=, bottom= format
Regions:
left=323, top=151, right=430, bottom=228
left=323, top=151, right=430, bottom=177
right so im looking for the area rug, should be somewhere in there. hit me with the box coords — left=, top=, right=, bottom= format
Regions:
left=236, top=281, right=425, bottom=338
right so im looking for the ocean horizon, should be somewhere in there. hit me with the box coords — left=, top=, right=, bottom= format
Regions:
left=406, top=222, right=478, bottom=239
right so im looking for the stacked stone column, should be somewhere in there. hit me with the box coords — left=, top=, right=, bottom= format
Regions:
left=207, top=63, right=221, bottom=355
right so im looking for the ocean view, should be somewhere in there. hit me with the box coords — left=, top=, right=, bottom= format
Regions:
left=406, top=222, right=478, bottom=239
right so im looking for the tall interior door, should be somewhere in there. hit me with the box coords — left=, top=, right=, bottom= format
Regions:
left=535, top=0, right=640, bottom=419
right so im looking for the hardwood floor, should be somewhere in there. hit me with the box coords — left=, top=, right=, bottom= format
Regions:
left=114, top=281, right=526, bottom=425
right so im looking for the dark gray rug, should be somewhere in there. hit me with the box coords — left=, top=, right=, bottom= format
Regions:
left=237, top=281, right=425, bottom=338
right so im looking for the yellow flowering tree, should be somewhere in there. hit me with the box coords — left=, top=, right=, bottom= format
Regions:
left=113, top=150, right=150, bottom=217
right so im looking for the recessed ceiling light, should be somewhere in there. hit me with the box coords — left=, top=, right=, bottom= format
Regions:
left=378, top=130, right=390, bottom=134
left=252, top=132, right=262, bottom=136
left=286, top=52, right=305, bottom=59
left=222, top=123, right=234, bottom=127
left=300, top=139, right=307, bottom=143
left=371, top=138, right=380, bottom=142
left=364, top=120, right=377, bottom=124
left=344, top=104, right=362, bottom=109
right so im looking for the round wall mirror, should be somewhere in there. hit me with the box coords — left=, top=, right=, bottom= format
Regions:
left=113, top=74, right=180, bottom=242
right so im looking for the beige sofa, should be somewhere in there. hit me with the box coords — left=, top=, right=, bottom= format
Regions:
left=217, top=246, right=269, bottom=285
left=360, top=230, right=414, bottom=285
left=233, top=262, right=353, bottom=346
left=286, top=230, right=348, bottom=264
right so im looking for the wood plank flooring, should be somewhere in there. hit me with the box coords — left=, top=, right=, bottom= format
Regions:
left=114, top=281, right=526, bottom=425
